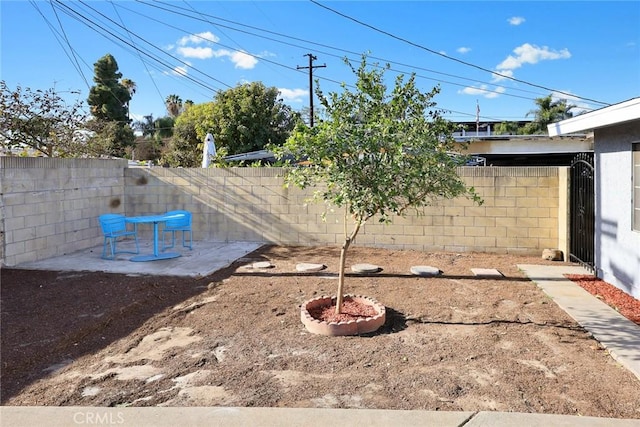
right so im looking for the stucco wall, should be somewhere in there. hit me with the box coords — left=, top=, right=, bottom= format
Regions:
left=594, top=122, right=640, bottom=298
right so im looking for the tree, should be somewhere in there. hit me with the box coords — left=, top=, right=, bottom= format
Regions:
left=154, top=116, right=175, bottom=139
left=524, top=95, right=575, bottom=134
left=161, top=83, right=299, bottom=167
left=161, top=118, right=200, bottom=167
left=86, top=54, right=135, bottom=157
left=275, top=56, right=482, bottom=315
left=165, top=94, right=183, bottom=118
left=84, top=120, right=135, bottom=158
left=134, top=114, right=156, bottom=138
left=87, top=54, right=131, bottom=123
left=210, top=82, right=299, bottom=155
left=0, top=81, right=88, bottom=157
left=121, top=78, right=136, bottom=121
left=494, top=121, right=521, bottom=135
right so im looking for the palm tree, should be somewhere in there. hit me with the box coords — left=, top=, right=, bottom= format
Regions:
left=525, top=95, right=575, bottom=134
left=165, top=94, right=183, bottom=118
left=121, top=78, right=136, bottom=122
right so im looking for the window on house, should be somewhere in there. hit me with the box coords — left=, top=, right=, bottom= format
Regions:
left=634, top=143, right=640, bottom=231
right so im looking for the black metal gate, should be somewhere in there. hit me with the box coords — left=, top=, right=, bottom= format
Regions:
left=569, top=152, right=595, bottom=271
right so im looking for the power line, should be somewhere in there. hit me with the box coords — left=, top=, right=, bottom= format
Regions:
left=134, top=0, right=584, bottom=116
left=107, top=0, right=166, bottom=111
left=309, top=0, right=610, bottom=107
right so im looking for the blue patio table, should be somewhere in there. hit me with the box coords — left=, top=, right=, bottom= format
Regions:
left=124, top=213, right=185, bottom=262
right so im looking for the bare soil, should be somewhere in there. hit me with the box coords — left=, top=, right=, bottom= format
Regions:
left=2, top=245, right=639, bottom=418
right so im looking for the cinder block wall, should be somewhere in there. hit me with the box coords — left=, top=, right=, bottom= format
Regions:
left=0, top=159, right=565, bottom=266
left=125, top=166, right=563, bottom=255
left=0, top=157, right=127, bottom=265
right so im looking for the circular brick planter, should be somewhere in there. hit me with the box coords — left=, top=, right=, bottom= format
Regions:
left=300, top=295, right=386, bottom=336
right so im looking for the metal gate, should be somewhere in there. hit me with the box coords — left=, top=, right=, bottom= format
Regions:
left=569, top=152, right=595, bottom=271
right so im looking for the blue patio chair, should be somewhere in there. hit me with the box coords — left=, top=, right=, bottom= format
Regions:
left=98, top=214, right=139, bottom=260
left=161, top=210, right=192, bottom=251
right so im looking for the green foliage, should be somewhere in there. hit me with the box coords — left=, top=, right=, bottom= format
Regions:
left=274, top=55, right=481, bottom=314
left=0, top=80, right=88, bottom=157
left=161, top=103, right=214, bottom=167
left=524, top=95, right=575, bottom=134
left=87, top=54, right=131, bottom=123
left=161, top=83, right=300, bottom=167
left=154, top=116, right=175, bottom=139
left=210, top=82, right=299, bottom=155
left=277, top=56, right=481, bottom=225
left=84, top=120, right=135, bottom=158
left=494, top=121, right=522, bottom=135
left=86, top=54, right=135, bottom=157
left=165, top=94, right=183, bottom=118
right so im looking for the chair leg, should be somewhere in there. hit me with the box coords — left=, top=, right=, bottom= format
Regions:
left=182, top=230, right=192, bottom=249
left=102, top=237, right=116, bottom=260
left=162, top=230, right=176, bottom=251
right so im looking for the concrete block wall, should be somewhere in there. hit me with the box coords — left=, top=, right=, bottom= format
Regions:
left=125, top=166, right=564, bottom=255
left=0, top=157, right=128, bottom=265
left=0, top=159, right=565, bottom=267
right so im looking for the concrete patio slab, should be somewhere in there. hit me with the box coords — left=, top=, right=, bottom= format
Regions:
left=11, top=240, right=263, bottom=278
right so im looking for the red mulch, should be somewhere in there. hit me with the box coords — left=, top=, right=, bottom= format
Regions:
left=566, top=274, right=640, bottom=325
left=308, top=298, right=377, bottom=323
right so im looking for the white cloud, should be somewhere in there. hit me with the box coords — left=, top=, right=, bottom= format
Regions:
left=457, top=47, right=471, bottom=54
left=491, top=69, right=514, bottom=82
left=177, top=46, right=215, bottom=60
left=496, top=43, right=571, bottom=72
left=163, top=61, right=191, bottom=77
left=212, top=49, right=232, bottom=58
left=171, top=32, right=259, bottom=69
left=278, top=88, right=308, bottom=103
left=459, top=85, right=506, bottom=99
left=231, top=51, right=258, bottom=69
left=178, top=31, right=219, bottom=46
left=508, top=16, right=525, bottom=26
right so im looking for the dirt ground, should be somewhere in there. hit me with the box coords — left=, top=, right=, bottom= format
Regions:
left=2, top=245, right=639, bottom=419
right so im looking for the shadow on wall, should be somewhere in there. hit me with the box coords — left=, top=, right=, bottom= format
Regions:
left=123, top=166, right=563, bottom=255
left=124, top=168, right=311, bottom=246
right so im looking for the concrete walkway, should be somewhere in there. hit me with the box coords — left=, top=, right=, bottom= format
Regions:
left=2, top=406, right=639, bottom=426
left=518, top=264, right=640, bottom=382
left=4, top=249, right=640, bottom=426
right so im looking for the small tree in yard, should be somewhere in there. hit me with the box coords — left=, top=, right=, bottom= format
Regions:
left=275, top=56, right=482, bottom=315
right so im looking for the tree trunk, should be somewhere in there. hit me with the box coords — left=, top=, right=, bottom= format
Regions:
left=335, top=219, right=362, bottom=315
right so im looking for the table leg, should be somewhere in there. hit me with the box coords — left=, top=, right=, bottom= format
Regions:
left=153, top=221, right=159, bottom=257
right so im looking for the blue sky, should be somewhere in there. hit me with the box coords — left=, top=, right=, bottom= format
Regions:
left=2, top=1, right=639, bottom=125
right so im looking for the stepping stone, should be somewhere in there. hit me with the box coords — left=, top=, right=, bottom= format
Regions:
left=410, top=265, right=442, bottom=277
left=296, top=263, right=326, bottom=272
left=251, top=261, right=274, bottom=269
left=351, top=263, right=381, bottom=273
left=471, top=268, right=503, bottom=277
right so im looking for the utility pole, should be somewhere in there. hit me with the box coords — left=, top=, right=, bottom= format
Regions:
left=297, top=53, right=326, bottom=127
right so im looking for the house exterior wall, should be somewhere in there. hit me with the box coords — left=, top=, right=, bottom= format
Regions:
left=594, top=122, right=640, bottom=299
left=0, top=158, right=566, bottom=266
